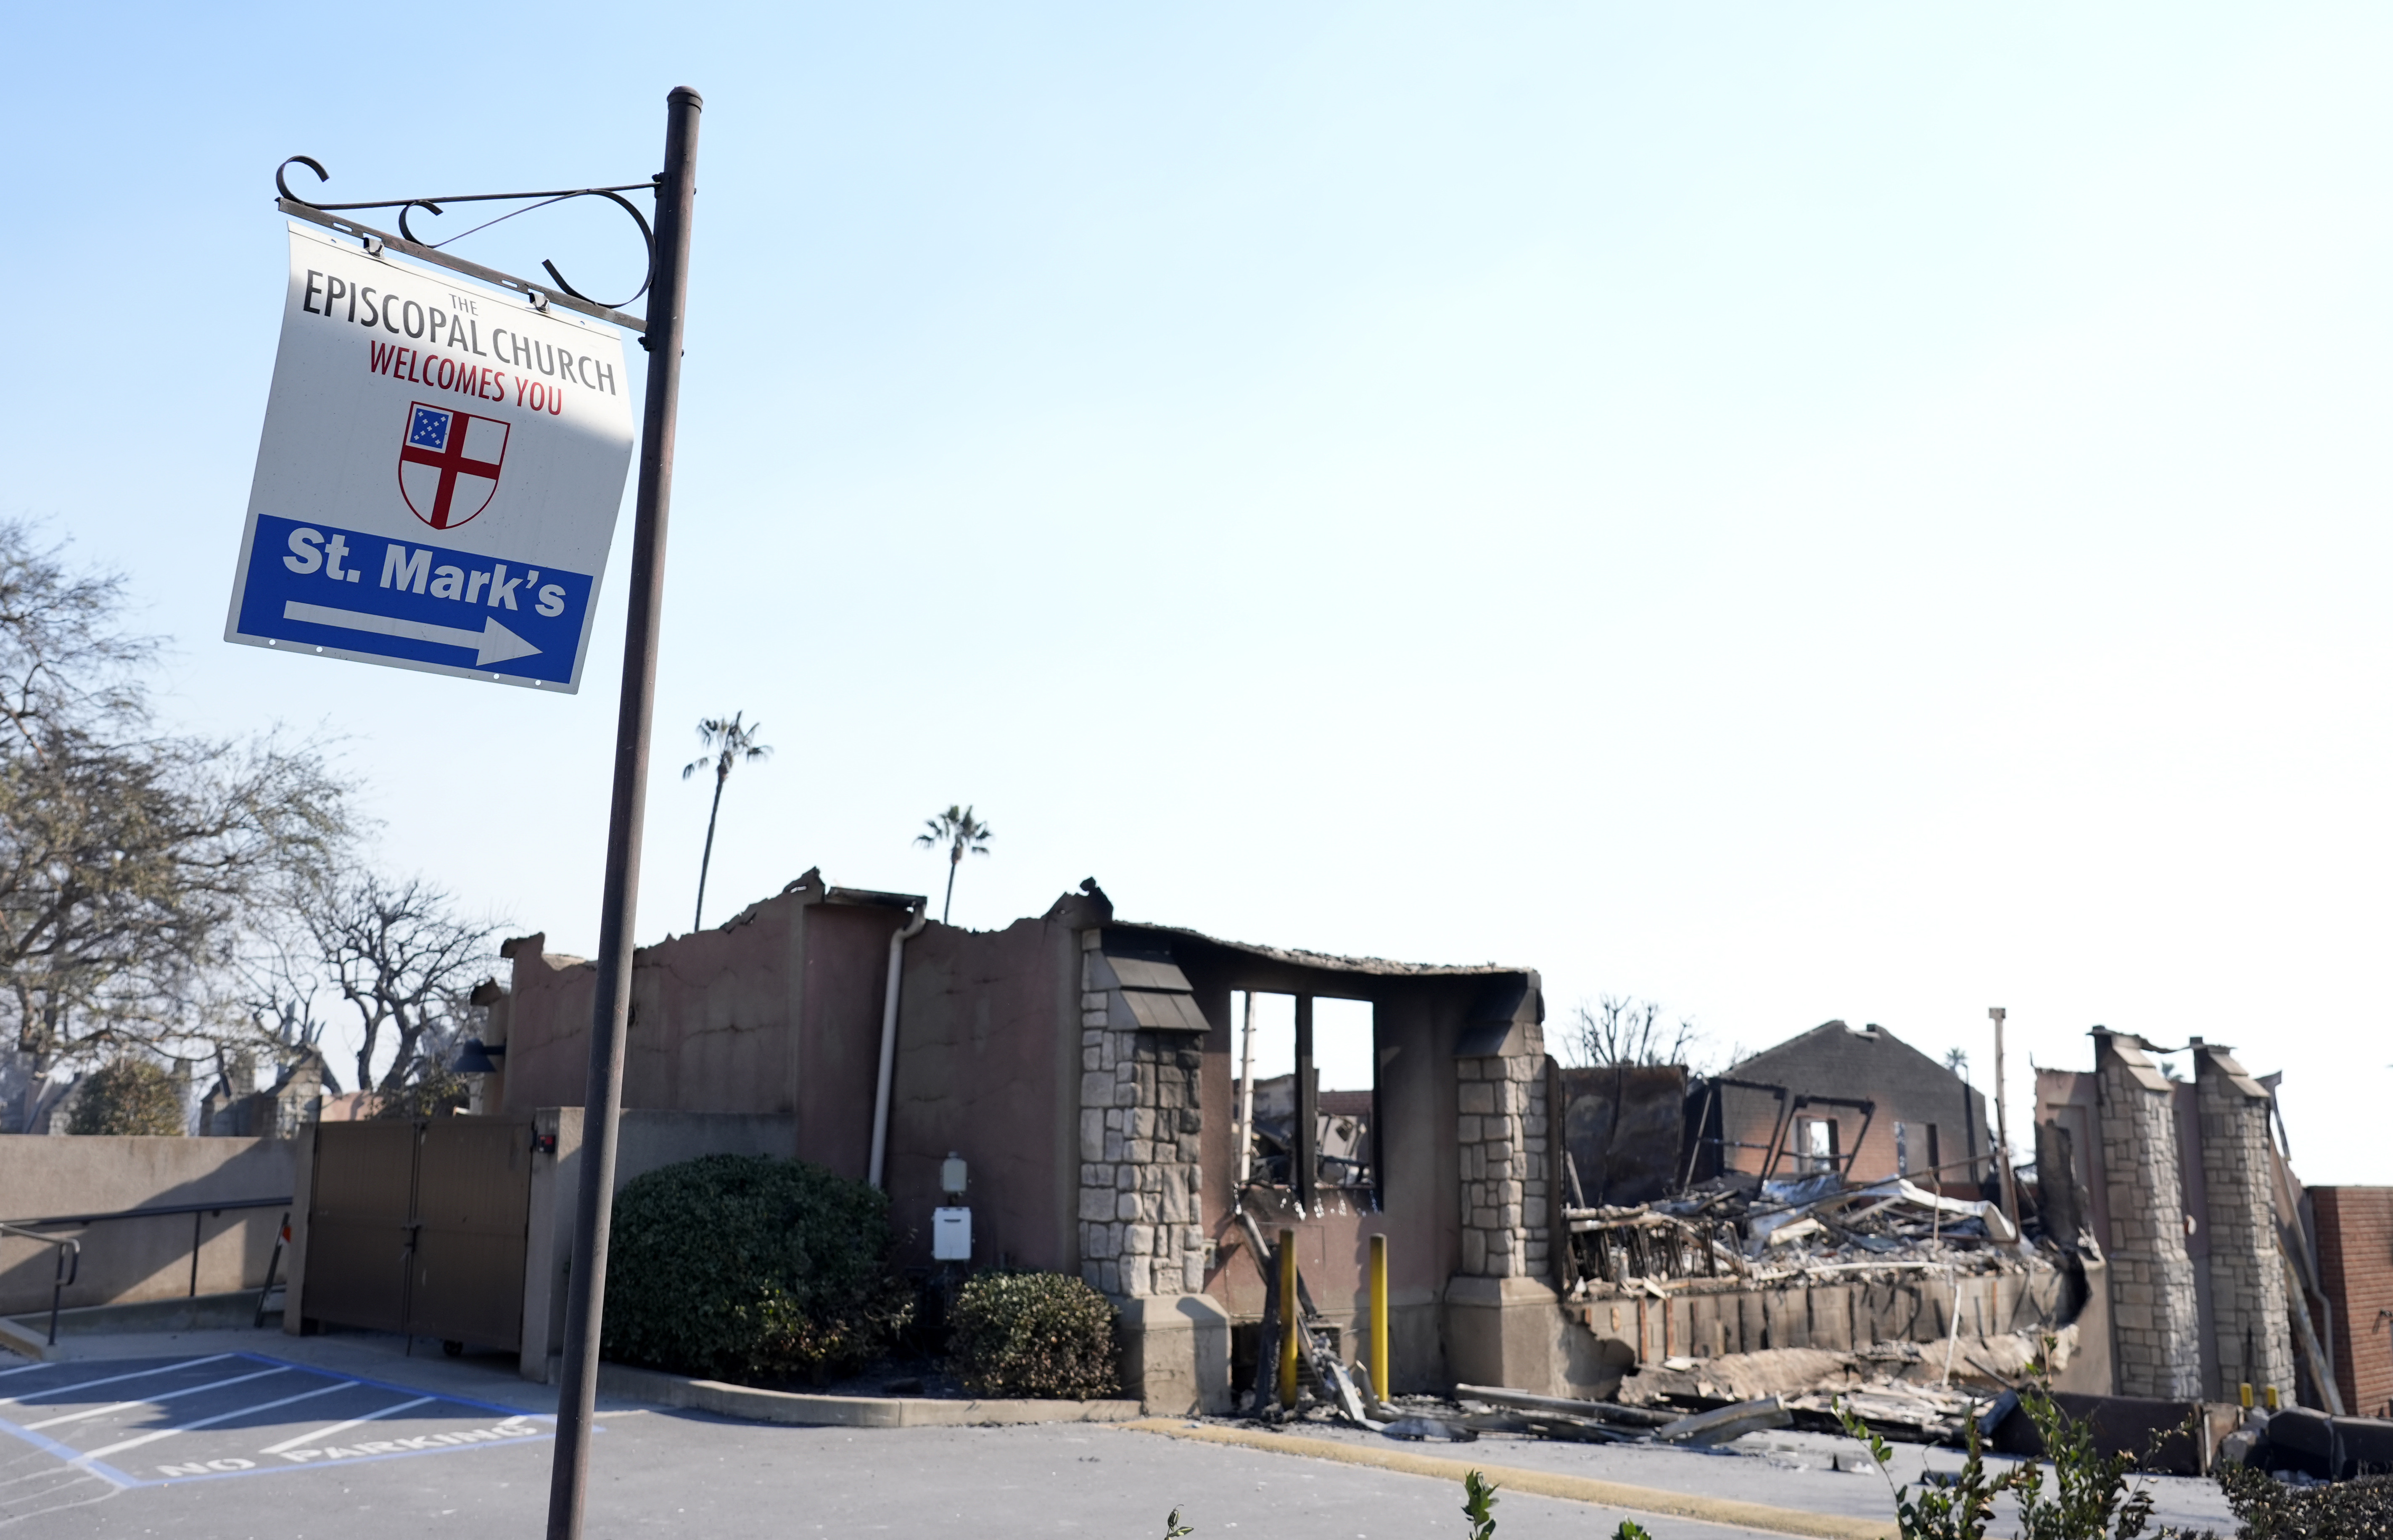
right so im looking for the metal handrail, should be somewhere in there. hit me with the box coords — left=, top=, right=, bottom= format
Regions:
left=0, top=1222, right=79, bottom=1346
left=0, top=1195, right=293, bottom=1228
left=0, top=1196, right=293, bottom=1347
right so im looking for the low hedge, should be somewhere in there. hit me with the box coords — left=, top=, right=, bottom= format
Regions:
left=946, top=1271, right=1119, bottom=1399
left=2219, top=1465, right=2393, bottom=1540
left=602, top=1154, right=914, bottom=1384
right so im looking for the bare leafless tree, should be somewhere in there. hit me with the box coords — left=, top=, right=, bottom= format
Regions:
left=226, top=905, right=342, bottom=1088
left=304, top=873, right=499, bottom=1095
left=1566, top=994, right=1701, bottom=1069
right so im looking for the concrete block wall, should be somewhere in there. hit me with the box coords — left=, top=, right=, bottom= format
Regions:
left=2194, top=1044, right=2295, bottom=1403
left=1577, top=1263, right=2075, bottom=1363
left=1075, top=934, right=1205, bottom=1299
left=2094, top=1031, right=2203, bottom=1398
left=1455, top=1050, right=1551, bottom=1279
left=0, top=1134, right=296, bottom=1316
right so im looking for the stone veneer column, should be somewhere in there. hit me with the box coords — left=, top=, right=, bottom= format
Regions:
left=1075, top=933, right=1206, bottom=1300
left=1455, top=1043, right=1551, bottom=1279
left=2093, top=1030, right=2203, bottom=1399
left=2194, top=1041, right=2295, bottom=1401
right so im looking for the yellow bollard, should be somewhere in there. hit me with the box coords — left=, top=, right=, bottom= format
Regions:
left=1369, top=1233, right=1391, bottom=1411
left=1278, top=1228, right=1301, bottom=1409
left=2266, top=1385, right=2281, bottom=1411
left=2240, top=1382, right=2253, bottom=1411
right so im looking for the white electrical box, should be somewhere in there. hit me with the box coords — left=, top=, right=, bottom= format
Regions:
left=932, top=1206, right=972, bottom=1261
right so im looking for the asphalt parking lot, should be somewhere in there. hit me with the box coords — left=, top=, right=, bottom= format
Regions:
left=0, top=1334, right=2238, bottom=1540
left=0, top=1351, right=552, bottom=1490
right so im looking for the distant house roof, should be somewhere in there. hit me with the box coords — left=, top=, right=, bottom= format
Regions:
left=1319, top=1090, right=1375, bottom=1119
left=1726, top=1020, right=1963, bottom=1091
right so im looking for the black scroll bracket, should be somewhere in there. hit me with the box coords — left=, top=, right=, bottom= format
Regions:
left=274, top=155, right=656, bottom=335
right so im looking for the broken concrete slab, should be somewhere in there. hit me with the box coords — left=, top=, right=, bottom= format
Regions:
left=1656, top=1396, right=1794, bottom=1445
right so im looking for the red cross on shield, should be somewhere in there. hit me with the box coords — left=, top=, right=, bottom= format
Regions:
left=397, top=402, right=510, bottom=530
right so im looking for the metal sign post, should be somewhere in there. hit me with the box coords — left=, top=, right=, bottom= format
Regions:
left=1989, top=1006, right=2020, bottom=1236
left=545, top=86, right=702, bottom=1540
left=240, top=85, right=702, bottom=1540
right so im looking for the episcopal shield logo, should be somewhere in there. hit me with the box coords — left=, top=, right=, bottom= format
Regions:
left=396, top=402, right=510, bottom=530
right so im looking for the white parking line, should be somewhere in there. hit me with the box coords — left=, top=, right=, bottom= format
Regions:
left=256, top=1394, right=441, bottom=1455
left=0, top=1355, right=235, bottom=1406
left=77, top=1378, right=361, bottom=1463
left=23, top=1366, right=288, bottom=1430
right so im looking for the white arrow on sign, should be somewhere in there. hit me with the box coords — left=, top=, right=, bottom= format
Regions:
left=283, top=602, right=541, bottom=667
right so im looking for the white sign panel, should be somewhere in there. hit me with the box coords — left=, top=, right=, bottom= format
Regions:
left=225, top=225, right=636, bottom=690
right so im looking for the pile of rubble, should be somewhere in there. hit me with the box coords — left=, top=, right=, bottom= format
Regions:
left=1565, top=1170, right=2032, bottom=1294
left=1609, top=1331, right=2070, bottom=1443
left=1387, top=1167, right=2076, bottom=1453
left=1249, top=1165, right=2081, bottom=1457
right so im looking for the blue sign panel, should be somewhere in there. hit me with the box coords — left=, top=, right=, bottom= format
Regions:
left=226, top=225, right=634, bottom=691
left=235, top=516, right=593, bottom=685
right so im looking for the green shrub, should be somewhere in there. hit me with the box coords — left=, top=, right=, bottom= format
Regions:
left=2216, top=1463, right=2393, bottom=1540
left=946, top=1270, right=1120, bottom=1399
left=66, top=1059, right=186, bottom=1136
left=601, top=1154, right=914, bottom=1383
left=1838, top=1356, right=2180, bottom=1540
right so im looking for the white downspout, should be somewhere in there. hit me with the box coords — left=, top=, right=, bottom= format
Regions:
left=869, top=902, right=930, bottom=1189
left=1234, top=991, right=1258, bottom=1196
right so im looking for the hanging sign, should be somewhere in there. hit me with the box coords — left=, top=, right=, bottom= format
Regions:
left=224, top=224, right=636, bottom=690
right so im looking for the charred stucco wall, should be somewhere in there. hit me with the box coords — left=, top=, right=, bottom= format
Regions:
left=501, top=876, right=874, bottom=1125
left=496, top=880, right=1076, bottom=1274
left=1560, top=1065, right=1687, bottom=1208
left=500, top=904, right=801, bottom=1121
left=2194, top=1043, right=2295, bottom=1403
left=2094, top=1031, right=2203, bottom=1399
left=2038, top=1070, right=2112, bottom=1262
left=499, top=881, right=1579, bottom=1407
left=880, top=912, right=1080, bottom=1275
left=498, top=873, right=952, bottom=1191
left=790, top=901, right=913, bottom=1181
left=1705, top=1022, right=1987, bottom=1187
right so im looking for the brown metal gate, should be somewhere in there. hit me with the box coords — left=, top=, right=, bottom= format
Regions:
left=303, top=1117, right=532, bottom=1352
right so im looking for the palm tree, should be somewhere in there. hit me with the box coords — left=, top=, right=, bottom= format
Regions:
left=914, top=804, right=993, bottom=924
left=683, top=713, right=772, bottom=930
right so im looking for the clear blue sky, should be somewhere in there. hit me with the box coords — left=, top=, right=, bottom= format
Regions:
left=9, top=6, right=2390, bottom=1181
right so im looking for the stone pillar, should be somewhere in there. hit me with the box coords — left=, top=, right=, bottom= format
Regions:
left=2093, top=1030, right=2203, bottom=1399
left=1455, top=1050, right=1551, bottom=1279
left=2194, top=1041, right=2295, bottom=1403
left=1074, top=930, right=1228, bottom=1411
left=1447, top=990, right=1564, bottom=1393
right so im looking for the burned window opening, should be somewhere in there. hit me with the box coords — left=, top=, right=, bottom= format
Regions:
left=1232, top=991, right=1377, bottom=1203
